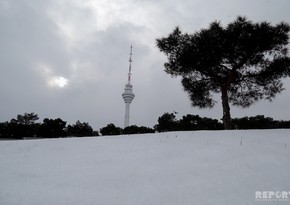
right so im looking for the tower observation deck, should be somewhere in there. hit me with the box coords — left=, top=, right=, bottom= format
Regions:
left=122, top=45, right=135, bottom=128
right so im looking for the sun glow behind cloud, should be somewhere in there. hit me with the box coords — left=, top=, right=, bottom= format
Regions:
left=37, top=63, right=69, bottom=88
left=48, top=76, right=68, bottom=88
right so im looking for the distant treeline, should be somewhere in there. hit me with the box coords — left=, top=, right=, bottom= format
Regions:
left=0, top=112, right=290, bottom=139
left=154, top=113, right=290, bottom=132
left=0, top=113, right=98, bottom=139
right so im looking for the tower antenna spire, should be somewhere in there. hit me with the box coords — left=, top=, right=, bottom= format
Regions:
left=128, top=45, right=133, bottom=83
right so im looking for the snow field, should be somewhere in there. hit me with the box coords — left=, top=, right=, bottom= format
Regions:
left=0, top=129, right=289, bottom=205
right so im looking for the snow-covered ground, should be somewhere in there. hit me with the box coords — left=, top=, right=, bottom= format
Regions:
left=0, top=129, right=289, bottom=205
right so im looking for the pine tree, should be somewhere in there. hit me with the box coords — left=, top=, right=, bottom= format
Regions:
left=156, top=16, right=290, bottom=129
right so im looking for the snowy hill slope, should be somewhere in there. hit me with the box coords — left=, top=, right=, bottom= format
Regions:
left=0, top=129, right=289, bottom=205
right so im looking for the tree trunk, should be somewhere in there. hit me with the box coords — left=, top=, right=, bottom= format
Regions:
left=221, top=87, right=232, bottom=130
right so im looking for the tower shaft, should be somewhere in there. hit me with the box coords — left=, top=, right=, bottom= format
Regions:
left=124, top=103, right=130, bottom=128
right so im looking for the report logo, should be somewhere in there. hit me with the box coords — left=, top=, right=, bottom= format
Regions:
left=255, top=191, right=290, bottom=202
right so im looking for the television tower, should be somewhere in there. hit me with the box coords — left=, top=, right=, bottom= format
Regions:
left=122, top=45, right=135, bottom=128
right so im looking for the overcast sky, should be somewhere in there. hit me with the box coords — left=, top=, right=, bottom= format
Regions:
left=1, top=0, right=290, bottom=130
